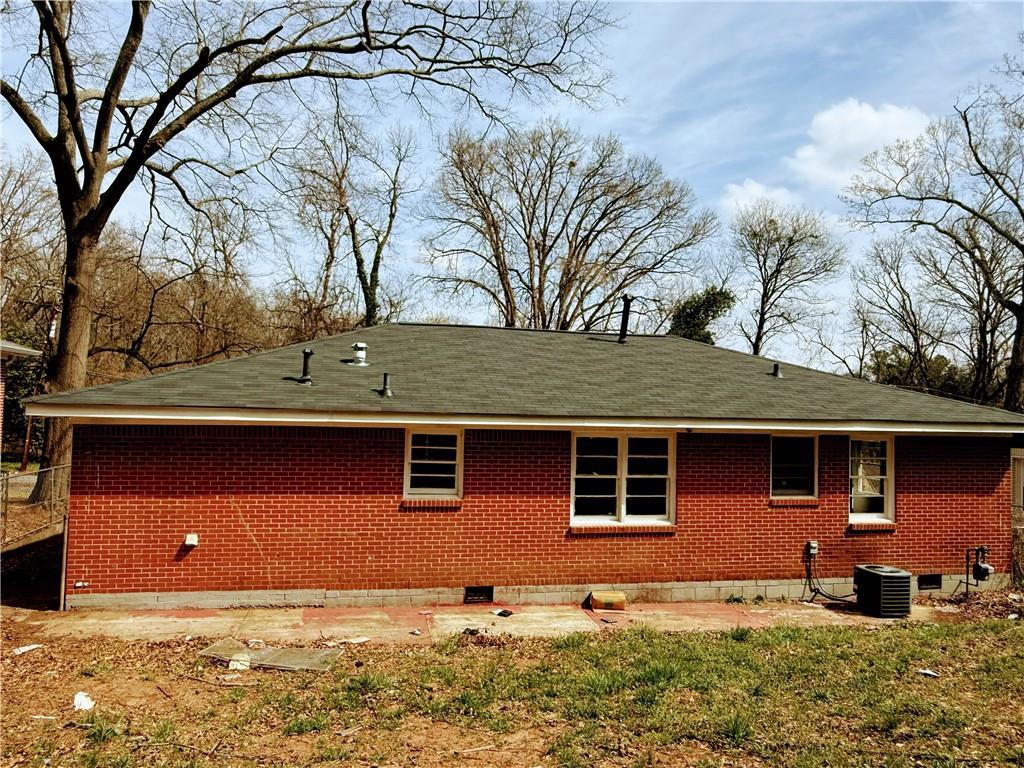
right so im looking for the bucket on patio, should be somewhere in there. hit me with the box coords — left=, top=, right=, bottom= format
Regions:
left=587, top=590, right=627, bottom=611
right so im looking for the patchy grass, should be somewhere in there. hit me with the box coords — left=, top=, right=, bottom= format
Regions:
left=3, top=621, right=1022, bottom=767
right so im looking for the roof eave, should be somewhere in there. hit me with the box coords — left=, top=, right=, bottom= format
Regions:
left=23, top=402, right=1024, bottom=435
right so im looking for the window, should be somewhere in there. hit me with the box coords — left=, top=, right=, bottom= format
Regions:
left=850, top=437, right=894, bottom=520
left=405, top=431, right=462, bottom=498
left=771, top=436, right=817, bottom=497
left=572, top=434, right=674, bottom=523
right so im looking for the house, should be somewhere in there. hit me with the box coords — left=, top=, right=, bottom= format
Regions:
left=26, top=323, right=1024, bottom=610
left=1, top=339, right=42, bottom=450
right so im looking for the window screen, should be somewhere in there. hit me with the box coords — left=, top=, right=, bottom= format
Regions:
left=771, top=437, right=816, bottom=497
left=407, top=432, right=459, bottom=494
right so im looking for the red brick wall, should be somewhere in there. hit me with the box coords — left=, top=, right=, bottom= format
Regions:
left=64, top=426, right=1012, bottom=596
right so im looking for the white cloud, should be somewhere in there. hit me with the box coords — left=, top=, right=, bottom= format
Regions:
left=719, top=179, right=803, bottom=216
left=784, top=98, right=930, bottom=190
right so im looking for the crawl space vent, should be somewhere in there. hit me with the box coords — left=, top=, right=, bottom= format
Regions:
left=463, top=586, right=494, bottom=604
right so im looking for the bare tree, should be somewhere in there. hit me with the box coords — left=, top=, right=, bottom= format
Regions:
left=1, top=0, right=611, bottom=473
left=0, top=150, right=64, bottom=348
left=285, top=112, right=415, bottom=330
left=87, top=208, right=265, bottom=376
left=846, top=83, right=1024, bottom=411
left=422, top=121, right=716, bottom=330
left=807, top=304, right=880, bottom=380
left=853, top=237, right=947, bottom=392
left=914, top=231, right=1015, bottom=403
left=731, top=199, right=845, bottom=356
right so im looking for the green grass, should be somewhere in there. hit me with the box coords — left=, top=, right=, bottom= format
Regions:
left=13, top=621, right=1023, bottom=767
left=1, top=460, right=38, bottom=474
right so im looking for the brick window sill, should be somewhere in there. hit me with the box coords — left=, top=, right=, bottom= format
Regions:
left=769, top=497, right=819, bottom=508
left=847, top=521, right=897, bottom=533
left=569, top=524, right=677, bottom=536
left=399, top=499, right=463, bottom=511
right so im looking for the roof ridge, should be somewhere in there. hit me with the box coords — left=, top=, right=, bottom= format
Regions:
left=390, top=321, right=675, bottom=338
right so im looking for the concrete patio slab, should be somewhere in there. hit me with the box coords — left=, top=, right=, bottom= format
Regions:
left=431, top=605, right=598, bottom=637
left=614, top=602, right=771, bottom=632
left=4, top=599, right=936, bottom=646
left=19, top=606, right=431, bottom=643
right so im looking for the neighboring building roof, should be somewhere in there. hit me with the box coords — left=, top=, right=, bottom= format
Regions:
left=0, top=339, right=42, bottom=360
left=26, top=323, right=1024, bottom=432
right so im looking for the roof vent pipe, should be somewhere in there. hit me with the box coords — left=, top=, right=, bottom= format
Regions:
left=617, top=294, right=633, bottom=344
left=772, top=363, right=784, bottom=378
left=381, top=372, right=394, bottom=398
left=348, top=342, right=368, bottom=366
left=298, top=348, right=313, bottom=385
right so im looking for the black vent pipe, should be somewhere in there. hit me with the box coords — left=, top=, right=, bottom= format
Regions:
left=617, top=295, right=633, bottom=344
left=381, top=372, right=394, bottom=398
left=298, top=348, right=313, bottom=384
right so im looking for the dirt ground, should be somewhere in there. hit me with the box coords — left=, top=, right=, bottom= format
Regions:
left=2, top=596, right=1022, bottom=768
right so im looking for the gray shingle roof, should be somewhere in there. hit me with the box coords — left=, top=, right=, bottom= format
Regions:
left=28, top=323, right=1024, bottom=427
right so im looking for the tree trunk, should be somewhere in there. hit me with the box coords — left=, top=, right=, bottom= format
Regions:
left=31, top=234, right=100, bottom=501
left=362, top=291, right=379, bottom=327
left=1004, top=312, right=1024, bottom=413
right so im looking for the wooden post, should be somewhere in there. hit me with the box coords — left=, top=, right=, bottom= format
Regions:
left=1013, top=526, right=1024, bottom=587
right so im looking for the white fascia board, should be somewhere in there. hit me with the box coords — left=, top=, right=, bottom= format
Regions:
left=23, top=402, right=1024, bottom=435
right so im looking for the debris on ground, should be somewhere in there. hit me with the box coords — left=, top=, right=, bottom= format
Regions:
left=72, top=692, right=95, bottom=711
left=917, top=668, right=940, bottom=678
left=409, top=628, right=422, bottom=636
left=1009, top=613, right=1020, bottom=621
left=461, top=627, right=483, bottom=636
left=343, top=636, right=370, bottom=644
left=917, top=588, right=1024, bottom=621
left=491, top=609, right=514, bottom=617
left=245, top=638, right=266, bottom=649
left=199, top=638, right=341, bottom=672
left=12, top=643, right=43, bottom=655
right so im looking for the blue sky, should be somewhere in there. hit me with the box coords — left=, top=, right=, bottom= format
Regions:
left=544, top=1, right=1019, bottom=216
left=425, top=1, right=1022, bottom=355
left=3, top=1, right=1022, bottom=360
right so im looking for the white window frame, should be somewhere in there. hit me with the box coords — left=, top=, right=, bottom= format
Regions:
left=770, top=434, right=819, bottom=499
left=1012, top=447, right=1023, bottom=518
left=571, top=431, right=676, bottom=525
left=404, top=428, right=463, bottom=499
left=849, top=435, right=895, bottom=523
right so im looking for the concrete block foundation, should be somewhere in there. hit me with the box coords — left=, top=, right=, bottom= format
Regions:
left=64, top=572, right=1009, bottom=610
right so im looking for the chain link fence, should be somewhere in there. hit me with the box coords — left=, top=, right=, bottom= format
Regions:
left=1, top=464, right=70, bottom=547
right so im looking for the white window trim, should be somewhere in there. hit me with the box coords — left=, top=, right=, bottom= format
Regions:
left=1012, top=448, right=1023, bottom=513
left=848, top=434, right=895, bottom=523
left=770, top=434, right=819, bottom=500
left=403, top=428, right=464, bottom=499
left=571, top=431, right=676, bottom=526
